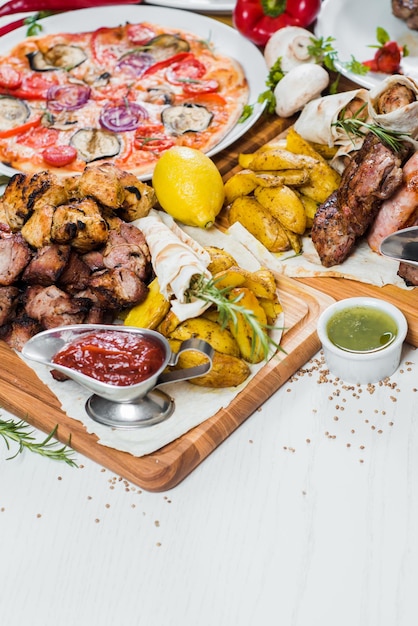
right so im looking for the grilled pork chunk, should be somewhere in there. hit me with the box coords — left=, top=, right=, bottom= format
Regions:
left=89, top=267, right=149, bottom=310
left=0, top=315, right=42, bottom=352
left=311, top=133, right=406, bottom=267
left=24, top=285, right=92, bottom=329
left=22, top=244, right=71, bottom=285
left=102, top=221, right=151, bottom=280
left=392, top=0, right=418, bottom=29
left=0, top=286, right=20, bottom=326
left=50, top=198, right=109, bottom=252
left=76, top=162, right=157, bottom=221
left=0, top=231, right=33, bottom=285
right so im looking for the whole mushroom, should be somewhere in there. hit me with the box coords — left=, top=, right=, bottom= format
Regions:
left=264, top=26, right=316, bottom=73
left=274, top=64, right=330, bottom=118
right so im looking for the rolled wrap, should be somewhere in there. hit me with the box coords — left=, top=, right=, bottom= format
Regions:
left=294, top=88, right=370, bottom=146
left=368, top=74, right=418, bottom=138
left=135, top=209, right=211, bottom=321
left=293, top=88, right=370, bottom=172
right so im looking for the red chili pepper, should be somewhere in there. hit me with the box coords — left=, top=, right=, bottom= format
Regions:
left=363, top=41, right=403, bottom=74
left=233, top=0, right=322, bottom=47
left=0, top=17, right=27, bottom=37
left=0, top=0, right=141, bottom=18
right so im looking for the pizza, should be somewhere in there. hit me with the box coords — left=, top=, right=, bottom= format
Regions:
left=0, top=19, right=249, bottom=178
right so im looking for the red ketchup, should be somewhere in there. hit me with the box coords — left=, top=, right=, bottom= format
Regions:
left=52, top=330, right=166, bottom=386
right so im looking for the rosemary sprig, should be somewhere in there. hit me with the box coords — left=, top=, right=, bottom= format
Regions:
left=186, top=274, right=284, bottom=361
left=0, top=417, right=78, bottom=467
left=332, top=107, right=411, bottom=153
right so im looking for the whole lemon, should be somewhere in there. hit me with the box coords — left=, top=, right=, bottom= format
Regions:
left=152, top=146, right=225, bottom=229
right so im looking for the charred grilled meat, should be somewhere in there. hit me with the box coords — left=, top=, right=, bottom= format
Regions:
left=311, top=133, right=407, bottom=267
left=0, top=164, right=157, bottom=350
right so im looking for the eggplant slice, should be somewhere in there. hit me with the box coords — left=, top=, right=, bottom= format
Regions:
left=0, top=96, right=30, bottom=133
left=161, top=103, right=213, bottom=134
left=141, top=34, right=190, bottom=61
left=27, top=45, right=87, bottom=71
left=70, top=128, right=121, bottom=162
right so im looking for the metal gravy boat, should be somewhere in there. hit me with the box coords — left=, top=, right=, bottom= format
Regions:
left=22, top=324, right=214, bottom=429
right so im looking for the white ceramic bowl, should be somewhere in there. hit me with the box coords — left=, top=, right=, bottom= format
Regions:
left=317, top=297, right=408, bottom=384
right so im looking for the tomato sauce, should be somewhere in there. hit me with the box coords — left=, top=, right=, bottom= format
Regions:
left=52, top=329, right=166, bottom=386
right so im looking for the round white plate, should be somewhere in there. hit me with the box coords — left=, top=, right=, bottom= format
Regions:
left=315, top=0, right=418, bottom=89
left=0, top=5, right=265, bottom=180
left=144, top=0, right=235, bottom=14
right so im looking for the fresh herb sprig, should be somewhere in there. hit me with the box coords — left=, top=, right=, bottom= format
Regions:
left=258, top=57, right=285, bottom=113
left=333, top=107, right=411, bottom=153
left=24, top=11, right=54, bottom=36
left=186, top=274, right=284, bottom=360
left=0, top=418, right=78, bottom=466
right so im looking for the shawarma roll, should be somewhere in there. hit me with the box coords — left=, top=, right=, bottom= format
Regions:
left=135, top=209, right=211, bottom=321
left=368, top=74, right=418, bottom=138
left=294, top=88, right=370, bottom=148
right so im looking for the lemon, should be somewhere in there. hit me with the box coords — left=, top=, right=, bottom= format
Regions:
left=152, top=146, right=225, bottom=229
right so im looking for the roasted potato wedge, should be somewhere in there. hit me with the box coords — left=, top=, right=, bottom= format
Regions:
left=254, top=185, right=307, bottom=235
left=296, top=192, right=318, bottom=228
left=238, top=148, right=317, bottom=172
left=123, top=277, right=169, bottom=330
left=229, top=196, right=290, bottom=252
left=251, top=169, right=309, bottom=187
left=212, top=267, right=247, bottom=290
left=172, top=349, right=251, bottom=388
left=258, top=297, right=283, bottom=325
left=283, top=228, right=302, bottom=254
left=156, top=310, right=181, bottom=337
left=169, top=317, right=241, bottom=357
left=285, top=128, right=341, bottom=203
left=205, top=246, right=237, bottom=274
left=228, top=286, right=268, bottom=364
left=223, top=169, right=259, bottom=204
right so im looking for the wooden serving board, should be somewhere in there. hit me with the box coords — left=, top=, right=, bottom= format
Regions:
left=0, top=276, right=332, bottom=492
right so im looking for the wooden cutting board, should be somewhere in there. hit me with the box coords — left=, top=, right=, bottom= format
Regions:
left=0, top=276, right=333, bottom=491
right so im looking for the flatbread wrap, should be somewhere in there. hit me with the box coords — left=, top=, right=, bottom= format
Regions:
left=368, top=74, right=418, bottom=139
left=293, top=88, right=370, bottom=172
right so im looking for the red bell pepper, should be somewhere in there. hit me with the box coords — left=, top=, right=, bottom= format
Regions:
left=233, top=0, right=322, bottom=47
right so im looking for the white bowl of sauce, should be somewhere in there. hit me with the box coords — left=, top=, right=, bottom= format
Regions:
left=317, top=297, right=408, bottom=384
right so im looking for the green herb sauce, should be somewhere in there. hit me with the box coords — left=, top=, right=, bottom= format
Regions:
left=326, top=306, right=398, bottom=353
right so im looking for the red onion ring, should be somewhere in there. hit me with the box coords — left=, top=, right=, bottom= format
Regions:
left=99, top=101, right=149, bottom=132
left=47, top=84, right=91, bottom=112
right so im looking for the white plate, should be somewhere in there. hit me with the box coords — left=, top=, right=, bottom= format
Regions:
left=144, top=0, right=235, bottom=14
left=0, top=5, right=265, bottom=180
left=315, top=0, right=418, bottom=89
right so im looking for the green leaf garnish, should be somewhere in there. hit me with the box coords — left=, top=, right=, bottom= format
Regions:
left=376, top=26, right=390, bottom=46
left=24, top=11, right=54, bottom=36
left=257, top=57, right=285, bottom=113
left=239, top=104, right=255, bottom=123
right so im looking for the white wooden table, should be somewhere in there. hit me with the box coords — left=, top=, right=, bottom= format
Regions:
left=2, top=343, right=418, bottom=626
